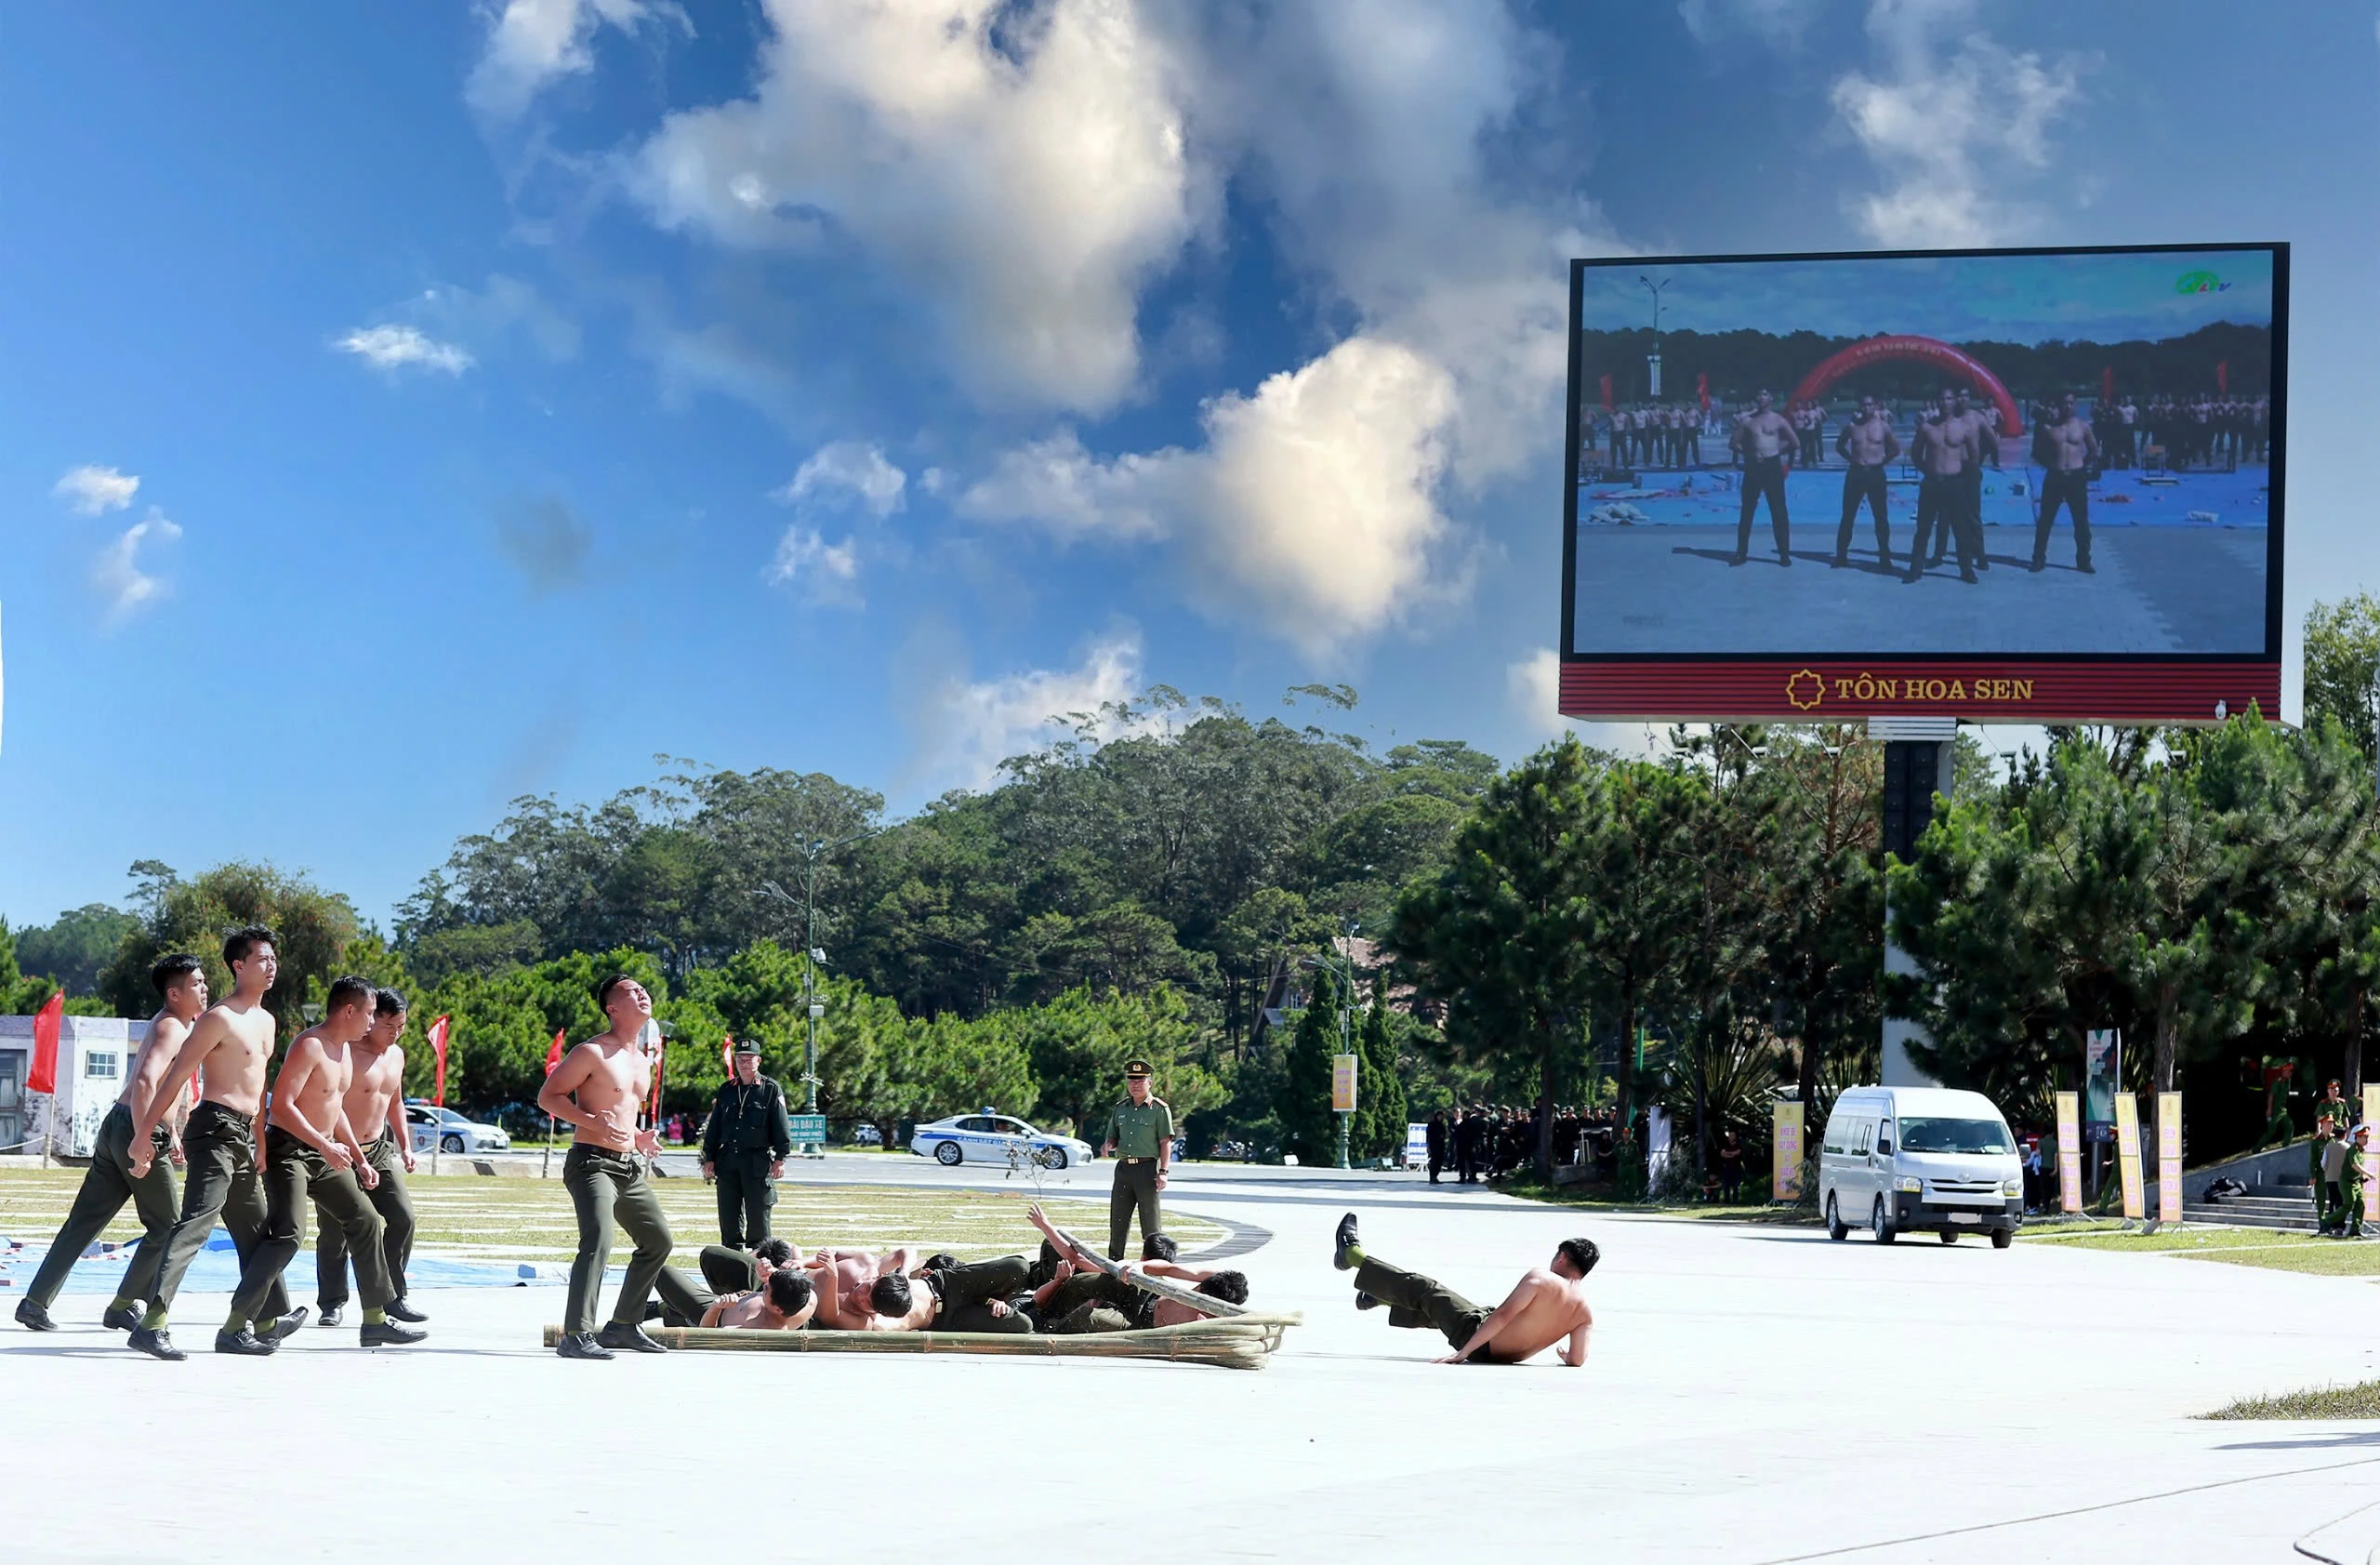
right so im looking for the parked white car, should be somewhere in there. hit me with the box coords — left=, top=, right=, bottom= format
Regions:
left=908, top=1114, right=1093, bottom=1170
left=407, top=1103, right=511, bottom=1155
left=1818, top=1085, right=2022, bottom=1247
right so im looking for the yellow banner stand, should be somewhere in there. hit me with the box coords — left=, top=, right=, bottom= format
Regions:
left=2156, top=1092, right=2183, bottom=1227
left=2364, top=1092, right=2378, bottom=1228
left=1772, top=1101, right=1804, bottom=1201
left=2114, top=1094, right=2146, bottom=1220
left=2056, top=1091, right=2082, bottom=1213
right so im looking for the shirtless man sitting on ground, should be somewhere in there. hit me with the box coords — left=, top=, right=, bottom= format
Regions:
left=1332, top=1213, right=1594, bottom=1366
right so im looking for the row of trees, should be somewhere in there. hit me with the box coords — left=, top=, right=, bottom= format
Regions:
left=11, top=598, right=2379, bottom=1180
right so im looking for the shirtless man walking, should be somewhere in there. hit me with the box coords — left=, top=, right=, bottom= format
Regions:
left=1832, top=394, right=1901, bottom=569
left=1728, top=391, right=1794, bottom=567
left=316, top=988, right=428, bottom=1328
left=1333, top=1214, right=1593, bottom=1365
left=538, top=974, right=673, bottom=1359
left=236, top=975, right=425, bottom=1350
left=1904, top=390, right=1981, bottom=584
left=2030, top=391, right=2099, bottom=573
left=127, top=925, right=303, bottom=1359
left=16, top=954, right=206, bottom=1333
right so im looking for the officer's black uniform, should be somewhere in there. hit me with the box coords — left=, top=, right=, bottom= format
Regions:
left=702, top=1058, right=792, bottom=1250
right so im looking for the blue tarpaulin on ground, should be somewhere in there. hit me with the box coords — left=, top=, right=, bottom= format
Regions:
left=0, top=1230, right=560, bottom=1293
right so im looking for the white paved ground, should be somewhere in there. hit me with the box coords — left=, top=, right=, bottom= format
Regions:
left=8, top=1161, right=2380, bottom=1564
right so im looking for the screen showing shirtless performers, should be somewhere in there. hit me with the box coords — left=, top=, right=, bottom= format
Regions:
left=1567, top=245, right=2280, bottom=657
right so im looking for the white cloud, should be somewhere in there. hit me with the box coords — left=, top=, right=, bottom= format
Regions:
left=766, top=525, right=861, bottom=605
left=336, top=324, right=476, bottom=376
left=907, top=632, right=1146, bottom=790
left=774, top=441, right=906, bottom=518
left=1831, top=1, right=2089, bottom=246
left=52, top=464, right=139, bottom=515
left=92, top=508, right=182, bottom=623
left=630, top=0, right=1198, bottom=414
left=1678, top=0, right=1828, bottom=46
left=1506, top=647, right=1665, bottom=758
left=965, top=337, right=1465, bottom=656
left=468, top=0, right=679, bottom=121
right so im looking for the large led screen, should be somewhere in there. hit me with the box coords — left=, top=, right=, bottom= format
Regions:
left=1560, top=244, right=2284, bottom=723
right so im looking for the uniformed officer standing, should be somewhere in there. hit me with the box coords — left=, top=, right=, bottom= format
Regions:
left=2339, top=1125, right=2370, bottom=1240
left=702, top=1041, right=791, bottom=1250
left=1102, top=1059, right=1173, bottom=1259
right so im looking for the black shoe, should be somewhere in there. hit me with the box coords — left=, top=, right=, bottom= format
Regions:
left=101, top=1301, right=142, bottom=1333
left=317, top=1306, right=344, bottom=1328
left=1727, top=553, right=1746, bottom=566
left=2030, top=558, right=2045, bottom=573
left=642, top=1301, right=666, bottom=1322
left=1831, top=553, right=1847, bottom=569
left=1961, top=570, right=1978, bottom=584
left=129, top=1326, right=186, bottom=1360
left=14, top=1299, right=56, bottom=1333
left=2079, top=561, right=2095, bottom=574
left=263, top=1307, right=309, bottom=1344
left=596, top=1320, right=668, bottom=1354
left=360, top=1320, right=427, bottom=1346
left=1355, top=1292, right=1381, bottom=1311
left=1778, top=552, right=1792, bottom=567
left=556, top=1332, right=614, bottom=1360
left=385, top=1297, right=428, bottom=1324
left=214, top=1328, right=276, bottom=1356
left=1333, top=1213, right=1361, bottom=1271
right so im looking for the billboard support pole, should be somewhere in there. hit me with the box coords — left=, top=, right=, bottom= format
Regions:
left=1874, top=718, right=1956, bottom=1089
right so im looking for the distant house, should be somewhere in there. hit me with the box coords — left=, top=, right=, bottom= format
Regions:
left=0, top=1015, right=152, bottom=1159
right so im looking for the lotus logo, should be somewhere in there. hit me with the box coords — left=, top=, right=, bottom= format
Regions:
left=2175, top=271, right=2232, bottom=295
left=1786, top=669, right=1825, bottom=710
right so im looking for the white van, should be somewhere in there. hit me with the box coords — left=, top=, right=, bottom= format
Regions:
left=1818, top=1086, right=2023, bottom=1248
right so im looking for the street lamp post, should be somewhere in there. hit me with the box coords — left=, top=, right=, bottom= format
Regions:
left=1303, top=920, right=1362, bottom=1170
left=756, top=829, right=873, bottom=1156
left=1640, top=275, right=1671, bottom=398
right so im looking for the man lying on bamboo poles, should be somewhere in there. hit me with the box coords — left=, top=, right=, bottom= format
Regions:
left=652, top=1238, right=816, bottom=1331
left=1024, top=1202, right=1249, bottom=1333
left=807, top=1245, right=927, bottom=1330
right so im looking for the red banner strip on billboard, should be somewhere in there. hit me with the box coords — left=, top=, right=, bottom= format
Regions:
left=1559, top=658, right=2279, bottom=724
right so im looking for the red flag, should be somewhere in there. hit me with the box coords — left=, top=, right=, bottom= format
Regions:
left=1597, top=373, right=1614, bottom=411
left=544, top=1028, right=566, bottom=1076
left=721, top=1033, right=737, bottom=1075
left=427, top=1015, right=451, bottom=1107
left=2100, top=366, right=2113, bottom=403
left=27, top=991, right=62, bottom=1095
left=1696, top=372, right=1710, bottom=411
left=646, top=1044, right=667, bottom=1123
left=2215, top=360, right=2228, bottom=393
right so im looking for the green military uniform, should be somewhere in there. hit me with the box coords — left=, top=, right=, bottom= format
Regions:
left=702, top=1049, right=792, bottom=1250
left=2310, top=1125, right=2336, bottom=1231
left=1355, top=1254, right=1497, bottom=1358
left=922, top=1254, right=1032, bottom=1333
left=1104, top=1061, right=1173, bottom=1259
left=317, top=1131, right=416, bottom=1314
left=238, top=1126, right=393, bottom=1322
left=145, top=1102, right=291, bottom=1322
left=2342, top=1141, right=2368, bottom=1240
left=562, top=1144, right=675, bottom=1336
left=24, top=1101, right=182, bottom=1314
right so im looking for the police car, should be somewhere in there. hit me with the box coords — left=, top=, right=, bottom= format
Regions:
left=405, top=1103, right=511, bottom=1155
left=908, top=1113, right=1094, bottom=1170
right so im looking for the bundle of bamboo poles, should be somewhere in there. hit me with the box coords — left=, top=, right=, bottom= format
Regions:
left=539, top=1313, right=1301, bottom=1370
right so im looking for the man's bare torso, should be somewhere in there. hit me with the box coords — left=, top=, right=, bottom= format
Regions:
left=566, top=1039, right=650, bottom=1152
left=195, top=1001, right=277, bottom=1115
left=2039, top=417, right=2094, bottom=471
left=275, top=1026, right=356, bottom=1137
left=1842, top=415, right=1895, bottom=465
left=1739, top=410, right=1793, bottom=458
left=343, top=1043, right=404, bottom=1147
left=121, top=1009, right=193, bottom=1134
left=1482, top=1268, right=1594, bottom=1363
left=1918, top=418, right=1968, bottom=477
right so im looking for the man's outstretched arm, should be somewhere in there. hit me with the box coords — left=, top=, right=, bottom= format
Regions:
left=1561, top=1320, right=1593, bottom=1369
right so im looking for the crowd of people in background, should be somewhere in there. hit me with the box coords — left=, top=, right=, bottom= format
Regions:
left=1581, top=391, right=2271, bottom=478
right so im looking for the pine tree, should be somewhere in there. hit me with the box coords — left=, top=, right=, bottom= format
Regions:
left=1358, top=991, right=1408, bottom=1161
left=1282, top=970, right=1341, bottom=1167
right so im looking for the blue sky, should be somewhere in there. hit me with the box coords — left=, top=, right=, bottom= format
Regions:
left=1579, top=246, right=2274, bottom=343
left=5, top=0, right=2376, bottom=934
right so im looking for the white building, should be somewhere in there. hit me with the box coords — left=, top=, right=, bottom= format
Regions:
left=0, top=1015, right=152, bottom=1158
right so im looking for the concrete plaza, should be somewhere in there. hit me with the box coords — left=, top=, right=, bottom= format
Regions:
left=7, top=1159, right=2378, bottom=1564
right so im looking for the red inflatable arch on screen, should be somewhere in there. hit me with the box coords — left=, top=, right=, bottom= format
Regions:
left=1790, top=335, right=2025, bottom=436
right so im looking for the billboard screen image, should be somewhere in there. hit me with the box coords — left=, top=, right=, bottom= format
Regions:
left=1559, top=244, right=2284, bottom=723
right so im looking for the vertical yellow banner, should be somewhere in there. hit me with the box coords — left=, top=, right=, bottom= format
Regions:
left=2364, top=1093, right=2378, bottom=1228
left=1330, top=1054, right=1358, bottom=1114
left=1772, top=1101, right=1804, bottom=1202
left=2056, top=1091, right=2082, bottom=1214
left=2114, top=1094, right=2145, bottom=1219
left=2157, top=1092, right=2183, bottom=1226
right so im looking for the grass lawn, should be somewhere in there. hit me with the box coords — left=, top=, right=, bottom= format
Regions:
left=1496, top=1174, right=1821, bottom=1225
left=0, top=1169, right=1224, bottom=1274
left=2205, top=1381, right=2380, bottom=1420
left=2018, top=1224, right=2380, bottom=1276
